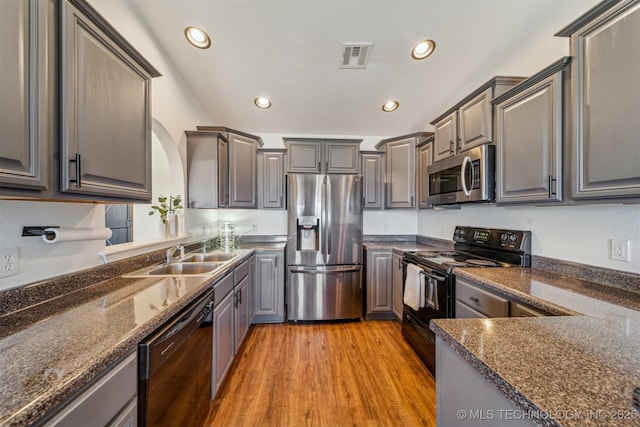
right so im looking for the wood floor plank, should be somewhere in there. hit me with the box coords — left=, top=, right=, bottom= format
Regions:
left=206, top=320, right=436, bottom=427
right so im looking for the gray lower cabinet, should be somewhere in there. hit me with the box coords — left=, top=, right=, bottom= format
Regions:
left=234, top=260, right=251, bottom=349
left=213, top=274, right=235, bottom=396
left=284, top=138, right=361, bottom=174
left=416, top=137, right=434, bottom=208
left=186, top=131, right=229, bottom=208
left=365, top=249, right=394, bottom=319
left=252, top=250, right=285, bottom=323
left=59, top=0, right=155, bottom=201
left=436, top=337, right=536, bottom=427
left=258, top=149, right=285, bottom=209
left=0, top=0, right=50, bottom=193
left=360, top=151, right=384, bottom=209
left=392, top=252, right=404, bottom=319
left=248, top=255, right=256, bottom=323
left=557, top=0, right=640, bottom=200
left=42, top=352, right=137, bottom=427
left=493, top=58, right=569, bottom=204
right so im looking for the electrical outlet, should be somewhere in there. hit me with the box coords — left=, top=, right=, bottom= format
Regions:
left=251, top=224, right=257, bottom=232
left=0, top=248, right=20, bottom=278
left=610, top=239, right=630, bottom=262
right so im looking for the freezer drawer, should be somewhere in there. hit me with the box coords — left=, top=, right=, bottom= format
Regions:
left=288, top=265, right=362, bottom=321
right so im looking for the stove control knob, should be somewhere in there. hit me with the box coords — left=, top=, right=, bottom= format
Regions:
left=510, top=234, right=518, bottom=243
left=501, top=233, right=508, bottom=242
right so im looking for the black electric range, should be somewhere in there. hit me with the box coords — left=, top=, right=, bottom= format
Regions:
left=401, top=226, right=531, bottom=375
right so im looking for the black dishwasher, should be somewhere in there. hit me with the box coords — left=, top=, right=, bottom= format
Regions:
left=138, top=289, right=214, bottom=426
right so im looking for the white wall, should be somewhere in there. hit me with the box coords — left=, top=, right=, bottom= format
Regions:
left=418, top=204, right=640, bottom=274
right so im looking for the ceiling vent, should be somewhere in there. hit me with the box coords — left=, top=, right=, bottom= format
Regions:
left=339, top=43, right=372, bottom=69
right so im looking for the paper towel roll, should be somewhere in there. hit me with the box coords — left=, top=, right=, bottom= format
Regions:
left=41, top=227, right=113, bottom=243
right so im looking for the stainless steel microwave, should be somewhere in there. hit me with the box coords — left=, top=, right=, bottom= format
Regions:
left=427, top=144, right=495, bottom=205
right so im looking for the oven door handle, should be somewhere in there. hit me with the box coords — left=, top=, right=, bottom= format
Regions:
left=418, top=270, right=446, bottom=283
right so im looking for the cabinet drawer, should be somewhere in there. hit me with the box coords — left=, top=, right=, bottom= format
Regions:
left=214, top=273, right=234, bottom=304
left=456, top=280, right=509, bottom=318
left=455, top=300, right=488, bottom=319
left=234, top=260, right=250, bottom=285
left=511, top=302, right=550, bottom=317
left=43, top=352, right=136, bottom=427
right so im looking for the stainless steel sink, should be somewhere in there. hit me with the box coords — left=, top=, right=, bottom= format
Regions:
left=181, top=253, right=236, bottom=263
left=146, top=262, right=219, bottom=275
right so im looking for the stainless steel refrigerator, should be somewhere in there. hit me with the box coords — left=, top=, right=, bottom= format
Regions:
left=287, top=174, right=363, bottom=321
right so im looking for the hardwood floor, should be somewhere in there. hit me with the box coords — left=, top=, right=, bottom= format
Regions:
left=206, top=320, right=436, bottom=427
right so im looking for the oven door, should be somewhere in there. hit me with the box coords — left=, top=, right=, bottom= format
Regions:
left=402, top=261, right=449, bottom=321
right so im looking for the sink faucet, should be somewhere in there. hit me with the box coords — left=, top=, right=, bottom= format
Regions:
left=166, top=244, right=184, bottom=263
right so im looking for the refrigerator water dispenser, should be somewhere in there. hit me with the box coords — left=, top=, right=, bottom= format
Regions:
left=296, top=217, right=319, bottom=251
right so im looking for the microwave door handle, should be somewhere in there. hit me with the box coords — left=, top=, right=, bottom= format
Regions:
left=461, top=156, right=472, bottom=196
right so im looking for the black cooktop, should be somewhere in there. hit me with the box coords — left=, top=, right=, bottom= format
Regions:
left=404, top=226, right=531, bottom=273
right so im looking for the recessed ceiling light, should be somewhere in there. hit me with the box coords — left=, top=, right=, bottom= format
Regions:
left=411, top=39, right=436, bottom=60
left=382, top=100, right=399, bottom=112
left=254, top=97, right=272, bottom=109
left=184, top=26, right=211, bottom=49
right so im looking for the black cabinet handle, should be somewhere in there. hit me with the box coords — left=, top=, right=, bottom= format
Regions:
left=469, top=296, right=479, bottom=303
left=70, top=153, right=82, bottom=188
left=548, top=175, right=557, bottom=198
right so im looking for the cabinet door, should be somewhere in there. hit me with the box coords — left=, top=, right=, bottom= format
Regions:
left=286, top=140, right=322, bottom=173
left=60, top=0, right=152, bottom=201
left=228, top=133, right=257, bottom=208
left=325, top=142, right=359, bottom=174
left=259, top=151, right=284, bottom=209
left=252, top=252, right=284, bottom=323
left=361, top=153, right=384, bottom=209
left=392, top=252, right=404, bottom=319
left=416, top=141, right=433, bottom=208
left=213, top=291, right=235, bottom=395
left=433, top=112, right=457, bottom=162
left=385, top=138, right=416, bottom=208
left=458, top=87, right=493, bottom=152
left=366, top=251, right=394, bottom=319
left=496, top=72, right=563, bottom=203
left=249, top=255, right=256, bottom=323
left=570, top=1, right=640, bottom=199
left=218, top=136, right=229, bottom=207
left=0, top=0, right=49, bottom=192
left=234, top=276, right=250, bottom=350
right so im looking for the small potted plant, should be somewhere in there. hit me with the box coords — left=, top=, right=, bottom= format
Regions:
left=149, top=195, right=184, bottom=237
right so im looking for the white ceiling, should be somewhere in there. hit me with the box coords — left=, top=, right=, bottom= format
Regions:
left=128, top=0, right=600, bottom=137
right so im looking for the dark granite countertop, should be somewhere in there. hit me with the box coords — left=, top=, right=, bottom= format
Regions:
left=0, top=249, right=254, bottom=426
left=363, top=241, right=449, bottom=254
left=432, top=267, right=640, bottom=427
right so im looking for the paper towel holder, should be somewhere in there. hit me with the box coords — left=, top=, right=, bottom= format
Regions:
left=22, top=226, right=60, bottom=238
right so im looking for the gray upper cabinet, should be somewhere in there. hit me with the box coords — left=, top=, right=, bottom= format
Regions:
left=59, top=0, right=159, bottom=201
left=416, top=137, right=434, bottom=209
left=431, top=77, right=526, bottom=163
left=228, top=132, right=258, bottom=208
left=258, top=149, right=285, bottom=209
left=377, top=132, right=432, bottom=209
left=0, top=0, right=50, bottom=193
left=458, top=87, right=493, bottom=152
left=433, top=112, right=457, bottom=163
left=557, top=0, right=640, bottom=201
left=493, top=58, right=569, bottom=204
left=284, top=138, right=361, bottom=174
left=195, top=126, right=264, bottom=209
left=360, top=151, right=384, bottom=209
left=186, top=131, right=228, bottom=208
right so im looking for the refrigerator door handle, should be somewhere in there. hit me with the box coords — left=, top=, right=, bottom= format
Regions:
left=321, top=176, right=327, bottom=263
left=326, top=177, right=332, bottom=257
